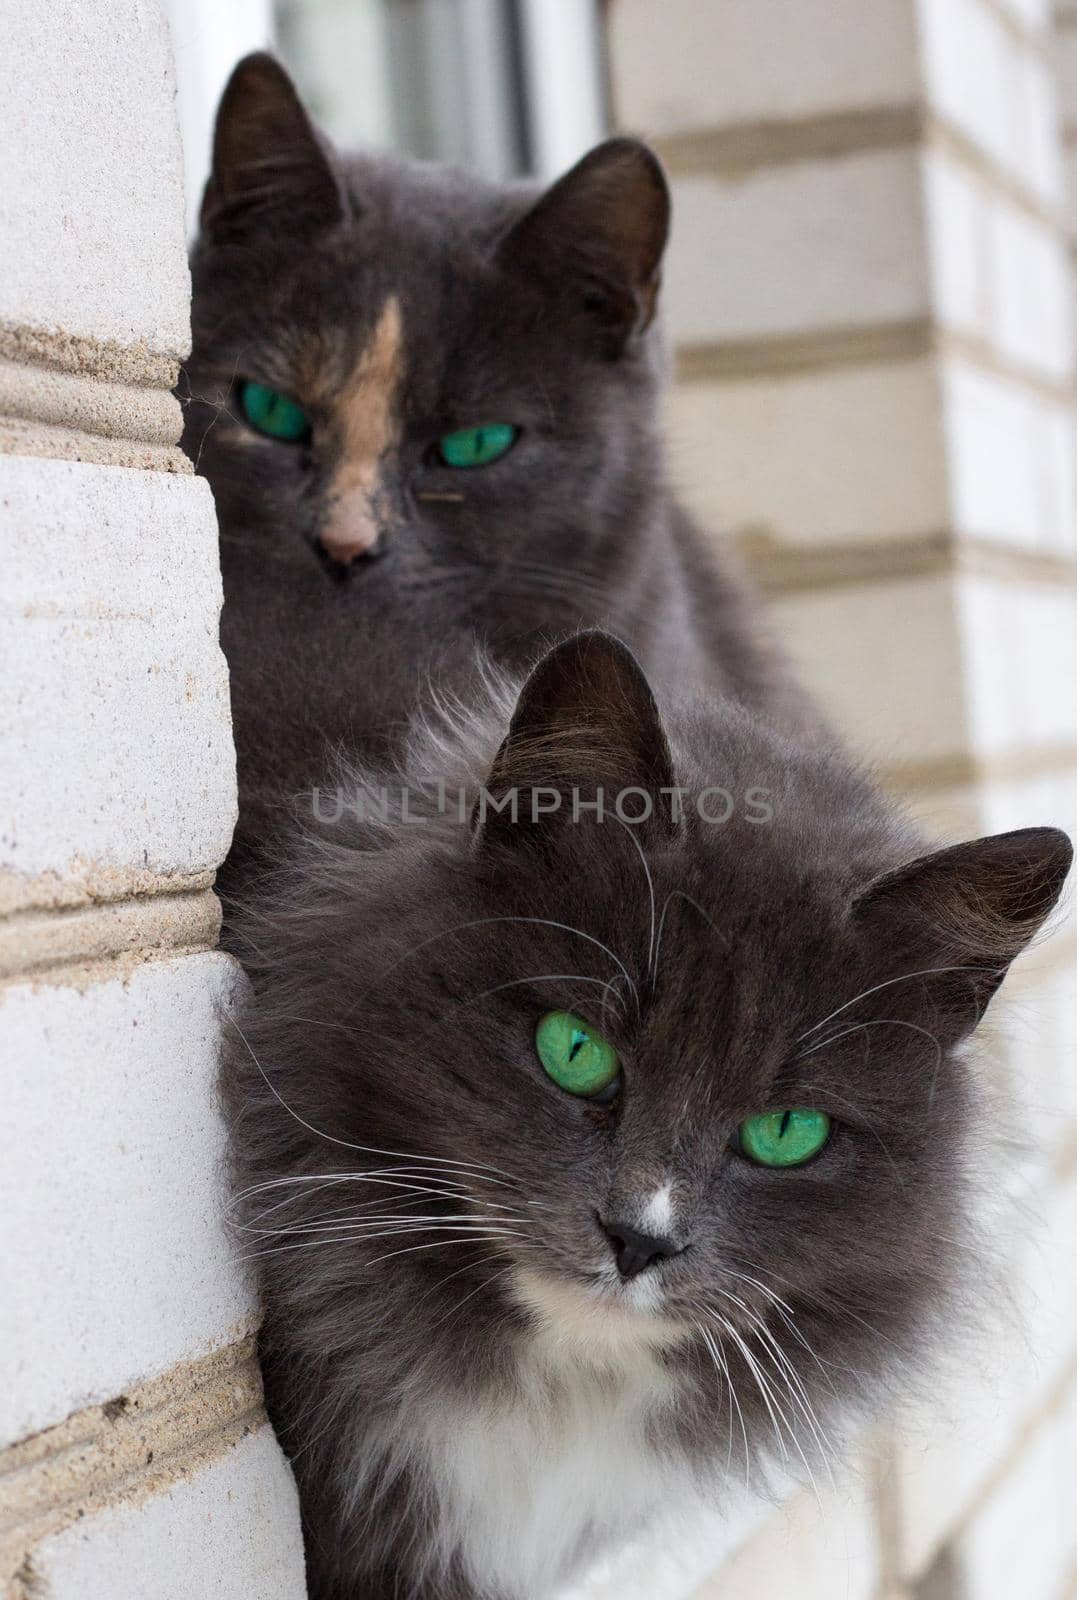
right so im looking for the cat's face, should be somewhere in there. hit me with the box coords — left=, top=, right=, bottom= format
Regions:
left=239, top=635, right=1071, bottom=1387
left=182, top=54, right=668, bottom=588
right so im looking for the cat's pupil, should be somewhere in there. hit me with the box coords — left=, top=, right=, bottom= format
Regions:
left=568, top=1029, right=588, bottom=1062
left=779, top=1110, right=791, bottom=1137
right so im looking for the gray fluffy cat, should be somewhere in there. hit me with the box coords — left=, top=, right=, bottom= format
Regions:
left=187, top=54, right=1073, bottom=1600
left=224, top=630, right=1068, bottom=1598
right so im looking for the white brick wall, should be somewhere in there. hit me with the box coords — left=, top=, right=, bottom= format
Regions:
left=0, top=2, right=190, bottom=350
left=0, top=459, right=235, bottom=896
left=0, top=0, right=305, bottom=1591
left=666, top=149, right=930, bottom=347
left=667, top=358, right=949, bottom=544
left=0, top=956, right=254, bottom=1448
left=916, top=0, right=1063, bottom=202
left=609, top=0, right=921, bottom=132
left=26, top=1428, right=305, bottom=1600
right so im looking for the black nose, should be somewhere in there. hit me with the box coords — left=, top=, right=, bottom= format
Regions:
left=602, top=1220, right=681, bottom=1280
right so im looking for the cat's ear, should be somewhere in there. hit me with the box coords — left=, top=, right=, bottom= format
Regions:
left=852, top=827, right=1072, bottom=1036
left=498, top=138, right=670, bottom=351
left=200, top=52, right=344, bottom=242
left=474, top=630, right=675, bottom=849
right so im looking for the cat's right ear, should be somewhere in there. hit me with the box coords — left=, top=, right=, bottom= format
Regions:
left=852, top=826, right=1072, bottom=1040
left=473, top=629, right=676, bottom=852
left=498, top=138, right=670, bottom=351
left=200, top=53, right=344, bottom=242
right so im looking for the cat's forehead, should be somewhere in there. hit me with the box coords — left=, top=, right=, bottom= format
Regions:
left=295, top=293, right=405, bottom=428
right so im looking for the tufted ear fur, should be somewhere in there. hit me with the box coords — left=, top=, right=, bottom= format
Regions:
left=200, top=53, right=344, bottom=242
left=852, top=827, right=1072, bottom=1039
left=498, top=138, right=669, bottom=352
left=474, top=631, right=675, bottom=849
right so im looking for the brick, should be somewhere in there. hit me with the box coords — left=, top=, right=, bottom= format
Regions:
left=939, top=358, right=1077, bottom=553
left=918, top=0, right=1061, bottom=204
left=773, top=574, right=1077, bottom=770
left=28, top=1426, right=305, bottom=1600
left=925, top=149, right=1074, bottom=379
left=1065, top=146, right=1077, bottom=232
left=1001, top=953, right=1077, bottom=1160
left=769, top=576, right=971, bottom=764
left=995, top=0, right=1052, bottom=26
left=985, top=200, right=1074, bottom=380
left=0, top=0, right=189, bottom=353
left=666, top=359, right=948, bottom=545
left=665, top=149, right=928, bottom=346
left=0, top=955, right=255, bottom=1448
left=955, top=578, right=1077, bottom=754
left=1058, top=26, right=1077, bottom=121
left=608, top=0, right=919, bottom=135
left=0, top=457, right=236, bottom=898
left=923, top=152, right=992, bottom=340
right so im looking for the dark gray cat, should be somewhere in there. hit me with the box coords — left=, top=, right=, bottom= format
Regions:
left=224, top=628, right=1070, bottom=1599
left=179, top=53, right=812, bottom=900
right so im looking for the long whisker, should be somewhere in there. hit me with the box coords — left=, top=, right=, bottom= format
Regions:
left=470, top=974, right=627, bottom=1016
left=611, top=818, right=656, bottom=982
left=653, top=889, right=722, bottom=983
left=225, top=1013, right=523, bottom=1184
left=797, top=1018, right=945, bottom=1111
left=710, top=1309, right=792, bottom=1466
left=239, top=1209, right=528, bottom=1238
left=428, top=1262, right=520, bottom=1336
left=797, top=965, right=998, bottom=1042
left=695, top=1320, right=746, bottom=1485
left=238, top=1224, right=526, bottom=1265
left=338, top=914, right=639, bottom=1024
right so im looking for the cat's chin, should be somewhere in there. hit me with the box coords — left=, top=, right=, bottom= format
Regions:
left=509, top=1265, right=690, bottom=1362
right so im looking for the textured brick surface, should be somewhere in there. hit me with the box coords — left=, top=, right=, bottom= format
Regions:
left=609, top=0, right=919, bottom=133
left=919, top=0, right=1062, bottom=201
left=956, top=577, right=1077, bottom=753
left=665, top=150, right=928, bottom=346
left=0, top=955, right=255, bottom=1449
left=28, top=1426, right=306, bottom=1600
left=0, top=0, right=190, bottom=351
left=0, top=456, right=236, bottom=896
left=940, top=358, right=1077, bottom=552
left=770, top=575, right=971, bottom=763
left=667, top=360, right=947, bottom=545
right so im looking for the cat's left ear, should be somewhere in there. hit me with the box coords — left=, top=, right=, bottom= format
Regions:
left=498, top=138, right=670, bottom=351
left=852, top=827, right=1072, bottom=1036
left=200, top=52, right=345, bottom=242
left=474, top=630, right=676, bottom=850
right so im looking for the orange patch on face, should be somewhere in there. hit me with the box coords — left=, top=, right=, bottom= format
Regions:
left=320, top=296, right=404, bottom=564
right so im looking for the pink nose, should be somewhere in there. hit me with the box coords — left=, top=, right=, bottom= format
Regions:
left=318, top=515, right=381, bottom=566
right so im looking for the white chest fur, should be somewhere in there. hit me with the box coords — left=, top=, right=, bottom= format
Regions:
left=412, top=1281, right=704, bottom=1599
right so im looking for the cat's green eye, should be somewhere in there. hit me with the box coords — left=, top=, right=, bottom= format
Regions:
left=239, top=381, right=312, bottom=443
left=438, top=423, right=518, bottom=469
left=535, top=1011, right=621, bottom=1099
left=738, top=1108, right=831, bottom=1168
